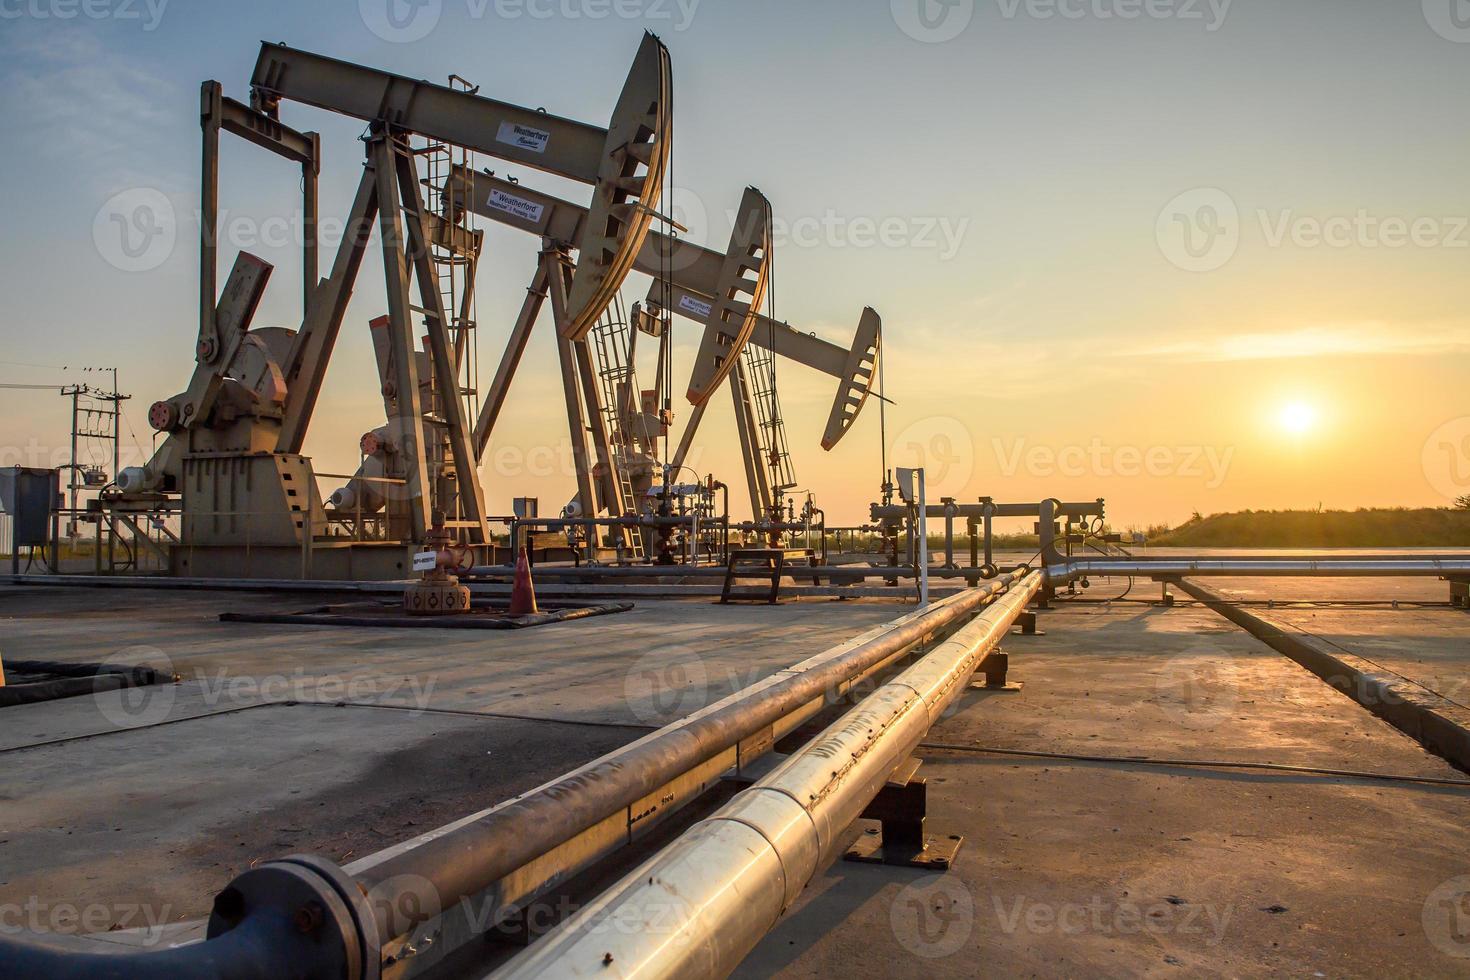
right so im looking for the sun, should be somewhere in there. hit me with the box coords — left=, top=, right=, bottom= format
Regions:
left=1278, top=401, right=1318, bottom=436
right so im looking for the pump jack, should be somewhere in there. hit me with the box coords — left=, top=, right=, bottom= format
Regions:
left=113, top=36, right=672, bottom=578
left=443, top=169, right=882, bottom=536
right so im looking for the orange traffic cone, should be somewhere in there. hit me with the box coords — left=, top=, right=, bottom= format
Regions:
left=510, top=546, right=538, bottom=615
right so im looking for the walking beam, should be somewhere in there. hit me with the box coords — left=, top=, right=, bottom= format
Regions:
left=446, top=169, right=879, bottom=448
left=249, top=33, right=670, bottom=341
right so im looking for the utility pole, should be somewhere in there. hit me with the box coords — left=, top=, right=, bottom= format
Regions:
left=62, top=384, right=82, bottom=540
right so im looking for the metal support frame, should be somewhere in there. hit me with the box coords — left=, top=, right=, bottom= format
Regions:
left=473, top=256, right=550, bottom=457
left=388, top=138, right=491, bottom=541
left=546, top=250, right=598, bottom=559
left=729, top=358, right=775, bottom=523
left=276, top=163, right=379, bottom=453
left=371, top=136, right=433, bottom=542
left=844, top=756, right=961, bottom=869
left=199, top=81, right=319, bottom=367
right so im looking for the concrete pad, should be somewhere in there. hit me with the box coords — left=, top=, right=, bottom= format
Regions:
left=0, top=586, right=904, bottom=937
left=740, top=596, right=1470, bottom=978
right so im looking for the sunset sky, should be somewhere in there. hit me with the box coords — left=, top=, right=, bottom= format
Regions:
left=2, top=0, right=1468, bottom=529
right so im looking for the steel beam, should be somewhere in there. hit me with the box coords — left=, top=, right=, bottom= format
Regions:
left=276, top=164, right=380, bottom=453
left=371, top=138, right=432, bottom=542
left=473, top=255, right=551, bottom=458
left=392, top=141, right=491, bottom=542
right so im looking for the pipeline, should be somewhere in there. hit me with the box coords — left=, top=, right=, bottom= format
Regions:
left=869, top=498, right=1104, bottom=521
left=0, top=578, right=1014, bottom=977
left=492, top=571, right=1043, bottom=979
left=1034, top=499, right=1470, bottom=587
left=351, top=576, right=1017, bottom=942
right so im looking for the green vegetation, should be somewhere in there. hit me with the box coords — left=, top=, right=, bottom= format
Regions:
left=1149, top=508, right=1470, bottom=548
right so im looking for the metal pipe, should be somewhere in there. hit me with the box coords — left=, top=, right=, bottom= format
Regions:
left=870, top=499, right=1104, bottom=521
left=1046, top=558, right=1470, bottom=584
left=1034, top=499, right=1470, bottom=585
left=0, top=854, right=379, bottom=979
left=493, top=572, right=1042, bottom=979
left=354, top=578, right=1015, bottom=943
left=463, top=564, right=1010, bottom=580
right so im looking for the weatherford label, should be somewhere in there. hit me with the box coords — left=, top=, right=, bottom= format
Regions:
left=678, top=294, right=713, bottom=319
left=496, top=121, right=551, bottom=154
left=488, top=189, right=545, bottom=224
left=412, top=551, right=438, bottom=572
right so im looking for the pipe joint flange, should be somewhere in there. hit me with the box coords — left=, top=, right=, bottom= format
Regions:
left=209, top=854, right=381, bottom=980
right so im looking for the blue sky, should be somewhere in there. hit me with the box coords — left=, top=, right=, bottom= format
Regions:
left=2, top=0, right=1469, bottom=525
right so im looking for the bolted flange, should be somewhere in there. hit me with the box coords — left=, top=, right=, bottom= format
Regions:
left=209, top=854, right=381, bottom=980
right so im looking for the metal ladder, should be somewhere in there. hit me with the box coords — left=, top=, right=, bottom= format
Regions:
left=741, top=341, right=796, bottom=502
left=589, top=309, right=645, bottom=560
left=416, top=75, right=480, bottom=425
